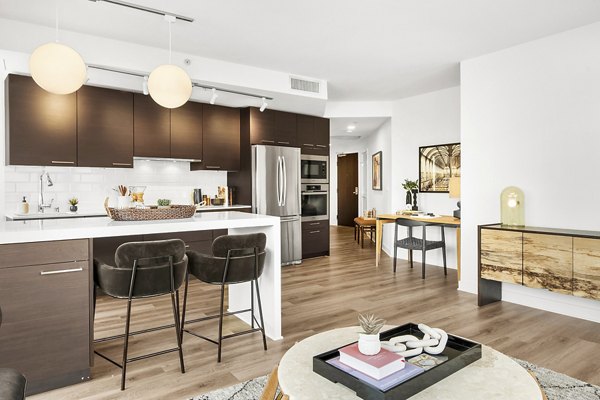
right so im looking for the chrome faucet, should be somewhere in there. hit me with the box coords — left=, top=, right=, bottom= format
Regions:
left=38, top=172, right=54, bottom=213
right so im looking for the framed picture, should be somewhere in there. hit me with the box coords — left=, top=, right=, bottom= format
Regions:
left=372, top=151, right=382, bottom=190
left=419, top=143, right=461, bottom=193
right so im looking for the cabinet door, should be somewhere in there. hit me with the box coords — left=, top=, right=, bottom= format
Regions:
left=573, top=237, right=600, bottom=299
left=297, top=114, right=317, bottom=154
left=274, top=110, right=297, bottom=146
left=523, top=233, right=573, bottom=294
left=133, top=93, right=171, bottom=158
left=302, top=221, right=329, bottom=259
left=171, top=100, right=203, bottom=160
left=0, top=261, right=91, bottom=394
left=480, top=229, right=523, bottom=284
left=77, top=85, right=133, bottom=168
left=249, top=107, right=277, bottom=145
left=6, top=74, right=77, bottom=166
left=313, top=117, right=330, bottom=155
left=191, top=104, right=240, bottom=171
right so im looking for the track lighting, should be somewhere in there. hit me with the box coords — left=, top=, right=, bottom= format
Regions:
left=142, top=75, right=149, bottom=95
left=260, top=97, right=268, bottom=112
left=29, top=4, right=86, bottom=94
left=148, top=15, right=192, bottom=108
left=210, top=88, right=218, bottom=105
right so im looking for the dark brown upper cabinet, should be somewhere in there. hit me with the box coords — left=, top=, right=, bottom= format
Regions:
left=133, top=93, right=171, bottom=159
left=171, top=100, right=203, bottom=160
left=77, top=85, right=134, bottom=168
left=6, top=74, right=77, bottom=167
left=297, top=114, right=329, bottom=155
left=248, top=107, right=297, bottom=147
left=191, top=104, right=240, bottom=171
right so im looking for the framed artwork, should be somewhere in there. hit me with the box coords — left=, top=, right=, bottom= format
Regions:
left=419, top=143, right=461, bottom=193
left=372, top=151, right=382, bottom=190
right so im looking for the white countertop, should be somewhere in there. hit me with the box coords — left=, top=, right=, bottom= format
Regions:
left=0, top=211, right=279, bottom=244
left=5, top=204, right=252, bottom=221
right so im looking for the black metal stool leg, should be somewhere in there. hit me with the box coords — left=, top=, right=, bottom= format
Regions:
left=170, top=290, right=185, bottom=373
left=254, top=278, right=268, bottom=351
left=217, top=282, right=226, bottom=362
left=121, top=298, right=133, bottom=391
left=251, top=280, right=255, bottom=329
left=180, top=269, right=190, bottom=344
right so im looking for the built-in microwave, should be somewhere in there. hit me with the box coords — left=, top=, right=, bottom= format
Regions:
left=301, top=155, right=328, bottom=184
left=301, top=184, right=329, bottom=221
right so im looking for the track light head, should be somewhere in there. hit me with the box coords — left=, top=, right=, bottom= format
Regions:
left=210, top=88, right=218, bottom=105
left=260, top=97, right=268, bottom=112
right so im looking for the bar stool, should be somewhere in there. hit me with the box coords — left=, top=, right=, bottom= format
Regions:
left=93, top=239, right=187, bottom=390
left=181, top=233, right=267, bottom=362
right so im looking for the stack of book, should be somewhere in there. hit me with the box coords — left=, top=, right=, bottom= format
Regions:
left=327, top=343, right=424, bottom=391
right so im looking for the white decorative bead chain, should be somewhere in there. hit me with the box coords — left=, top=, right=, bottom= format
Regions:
left=380, top=323, right=448, bottom=357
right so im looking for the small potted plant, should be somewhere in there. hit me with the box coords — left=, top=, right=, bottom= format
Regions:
left=357, top=313, right=385, bottom=355
left=402, top=179, right=419, bottom=210
left=68, top=197, right=79, bottom=212
left=157, top=199, right=172, bottom=209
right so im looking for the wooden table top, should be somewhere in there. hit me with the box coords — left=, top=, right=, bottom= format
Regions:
left=377, top=213, right=461, bottom=226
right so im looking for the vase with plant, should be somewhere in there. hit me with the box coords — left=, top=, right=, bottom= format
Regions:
left=157, top=199, right=172, bottom=209
left=357, top=313, right=385, bottom=355
left=402, top=179, right=419, bottom=210
left=68, top=197, right=79, bottom=212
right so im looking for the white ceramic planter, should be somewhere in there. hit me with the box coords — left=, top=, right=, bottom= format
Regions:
left=358, top=333, right=381, bottom=355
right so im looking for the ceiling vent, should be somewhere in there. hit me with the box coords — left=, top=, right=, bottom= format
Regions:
left=290, top=76, right=320, bottom=93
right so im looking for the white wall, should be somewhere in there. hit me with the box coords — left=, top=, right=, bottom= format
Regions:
left=388, top=87, right=461, bottom=267
left=329, top=120, right=392, bottom=227
left=461, top=22, right=600, bottom=322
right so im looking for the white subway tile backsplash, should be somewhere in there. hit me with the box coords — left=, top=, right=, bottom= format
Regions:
left=4, top=160, right=228, bottom=214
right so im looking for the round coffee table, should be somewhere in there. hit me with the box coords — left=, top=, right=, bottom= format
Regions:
left=278, top=326, right=543, bottom=399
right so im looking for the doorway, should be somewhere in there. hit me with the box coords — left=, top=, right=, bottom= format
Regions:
left=337, top=153, right=358, bottom=227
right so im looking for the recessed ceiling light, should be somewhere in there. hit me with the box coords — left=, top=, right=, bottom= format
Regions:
left=347, top=124, right=356, bottom=131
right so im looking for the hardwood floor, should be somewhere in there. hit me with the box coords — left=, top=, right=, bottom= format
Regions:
left=33, top=226, right=600, bottom=400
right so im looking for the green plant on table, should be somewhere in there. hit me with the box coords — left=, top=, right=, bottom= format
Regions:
left=68, top=197, right=79, bottom=206
left=157, top=199, right=172, bottom=207
left=402, top=179, right=419, bottom=192
left=358, top=313, right=386, bottom=335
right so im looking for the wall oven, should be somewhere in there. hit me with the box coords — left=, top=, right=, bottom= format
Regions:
left=301, top=155, right=328, bottom=184
left=301, top=184, right=329, bottom=221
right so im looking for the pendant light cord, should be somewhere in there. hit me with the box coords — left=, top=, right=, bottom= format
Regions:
left=168, top=20, right=172, bottom=64
left=55, top=0, right=59, bottom=42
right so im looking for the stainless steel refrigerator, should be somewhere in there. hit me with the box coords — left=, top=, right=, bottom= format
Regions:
left=252, top=145, right=302, bottom=265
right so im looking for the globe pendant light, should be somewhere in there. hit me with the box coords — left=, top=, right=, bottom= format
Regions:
left=148, top=16, right=192, bottom=109
left=29, top=5, right=86, bottom=95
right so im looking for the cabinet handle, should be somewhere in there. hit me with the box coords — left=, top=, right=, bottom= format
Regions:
left=51, top=160, right=75, bottom=165
left=277, top=141, right=290, bottom=145
left=40, top=267, right=83, bottom=276
left=261, top=140, right=275, bottom=144
left=206, top=166, right=221, bottom=169
left=112, top=162, right=132, bottom=166
left=316, top=144, right=328, bottom=148
left=302, top=143, right=314, bottom=147
left=309, top=222, right=320, bottom=226
left=185, top=245, right=190, bottom=248
left=309, top=230, right=321, bottom=234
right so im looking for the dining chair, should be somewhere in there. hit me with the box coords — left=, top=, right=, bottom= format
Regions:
left=393, top=219, right=447, bottom=279
left=260, top=365, right=289, bottom=400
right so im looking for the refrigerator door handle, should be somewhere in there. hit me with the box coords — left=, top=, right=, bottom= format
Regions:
left=282, top=156, right=287, bottom=206
left=276, top=156, right=281, bottom=206
left=278, top=156, right=284, bottom=206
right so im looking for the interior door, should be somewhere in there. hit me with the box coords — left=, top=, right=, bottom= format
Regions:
left=337, top=153, right=359, bottom=226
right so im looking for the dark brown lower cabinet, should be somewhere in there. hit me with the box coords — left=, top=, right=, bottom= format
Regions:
left=302, top=220, right=330, bottom=259
left=0, top=240, right=91, bottom=395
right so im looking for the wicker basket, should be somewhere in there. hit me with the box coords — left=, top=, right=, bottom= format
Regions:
left=105, top=204, right=197, bottom=221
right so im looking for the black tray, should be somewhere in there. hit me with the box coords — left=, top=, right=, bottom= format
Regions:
left=312, top=323, right=482, bottom=400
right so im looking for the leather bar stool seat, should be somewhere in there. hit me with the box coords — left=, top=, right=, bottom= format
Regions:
left=0, top=368, right=26, bottom=400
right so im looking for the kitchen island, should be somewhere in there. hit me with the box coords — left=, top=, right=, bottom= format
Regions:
left=0, top=211, right=281, bottom=395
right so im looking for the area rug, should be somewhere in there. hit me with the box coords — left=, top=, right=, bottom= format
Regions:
left=191, top=360, right=600, bottom=400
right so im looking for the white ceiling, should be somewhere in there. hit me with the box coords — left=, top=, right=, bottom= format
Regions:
left=330, top=117, right=389, bottom=139
left=2, top=0, right=600, bottom=101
